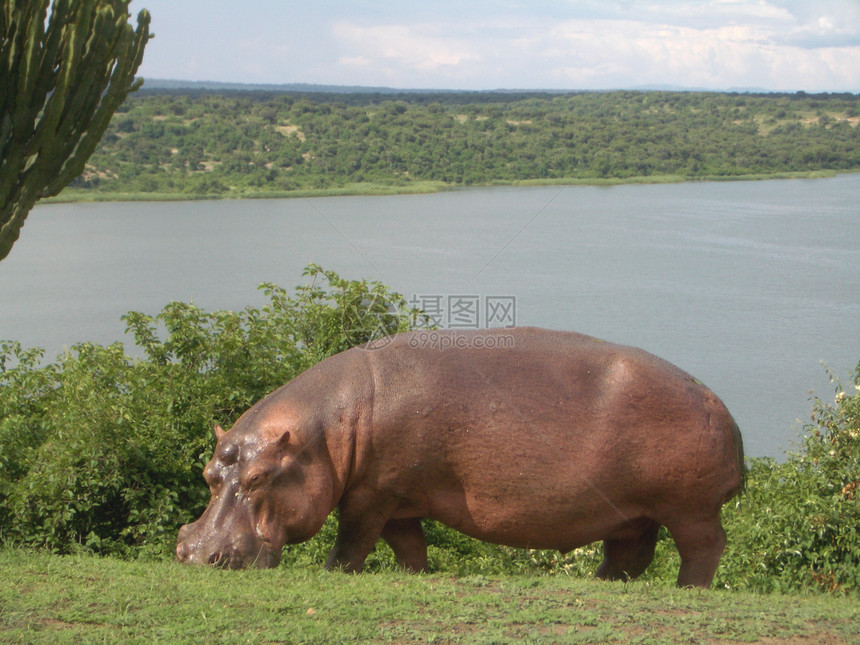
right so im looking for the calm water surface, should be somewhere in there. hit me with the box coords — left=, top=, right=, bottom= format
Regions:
left=2, top=175, right=859, bottom=457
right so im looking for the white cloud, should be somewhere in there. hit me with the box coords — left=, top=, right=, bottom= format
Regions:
left=338, top=56, right=373, bottom=69
left=542, top=16, right=859, bottom=90
left=332, top=21, right=482, bottom=73
left=136, top=0, right=860, bottom=91
left=326, top=6, right=859, bottom=91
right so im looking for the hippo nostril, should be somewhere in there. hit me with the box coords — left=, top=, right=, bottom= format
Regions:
left=176, top=542, right=188, bottom=561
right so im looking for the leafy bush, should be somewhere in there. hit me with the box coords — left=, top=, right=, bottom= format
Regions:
left=716, top=364, right=860, bottom=593
left=2, top=265, right=859, bottom=594
left=0, top=265, right=422, bottom=557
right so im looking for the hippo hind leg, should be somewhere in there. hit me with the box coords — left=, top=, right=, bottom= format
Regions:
left=667, top=515, right=727, bottom=589
left=595, top=519, right=660, bottom=582
left=381, top=518, right=429, bottom=573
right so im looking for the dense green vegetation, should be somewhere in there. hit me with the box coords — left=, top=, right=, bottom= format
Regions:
left=65, top=89, right=860, bottom=198
left=0, top=265, right=422, bottom=558
left=1, top=266, right=858, bottom=595
left=3, top=551, right=859, bottom=643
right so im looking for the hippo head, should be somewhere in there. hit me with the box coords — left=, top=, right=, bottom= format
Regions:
left=176, top=420, right=334, bottom=569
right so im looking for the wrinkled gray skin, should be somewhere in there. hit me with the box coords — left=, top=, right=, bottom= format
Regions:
left=176, top=327, right=745, bottom=587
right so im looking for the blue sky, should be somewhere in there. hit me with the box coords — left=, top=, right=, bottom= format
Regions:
left=134, top=1, right=860, bottom=92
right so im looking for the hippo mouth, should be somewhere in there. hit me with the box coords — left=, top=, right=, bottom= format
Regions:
left=175, top=528, right=282, bottom=569
left=213, top=548, right=280, bottom=569
left=176, top=542, right=281, bottom=569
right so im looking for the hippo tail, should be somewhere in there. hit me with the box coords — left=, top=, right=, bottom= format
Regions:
left=729, top=419, right=747, bottom=499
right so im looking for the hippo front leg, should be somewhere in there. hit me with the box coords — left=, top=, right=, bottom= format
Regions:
left=381, top=518, right=428, bottom=573
left=324, top=520, right=381, bottom=572
left=324, top=494, right=394, bottom=572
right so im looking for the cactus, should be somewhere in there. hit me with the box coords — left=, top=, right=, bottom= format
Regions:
left=0, top=0, right=151, bottom=262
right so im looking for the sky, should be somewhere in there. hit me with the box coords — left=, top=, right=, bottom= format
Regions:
left=133, top=1, right=860, bottom=92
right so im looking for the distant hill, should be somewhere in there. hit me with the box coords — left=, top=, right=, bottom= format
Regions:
left=141, top=78, right=418, bottom=94
left=72, top=89, right=860, bottom=199
left=139, top=79, right=620, bottom=97
left=141, top=78, right=785, bottom=96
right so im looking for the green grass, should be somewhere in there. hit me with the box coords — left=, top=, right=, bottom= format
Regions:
left=44, top=170, right=847, bottom=205
left=1, top=550, right=858, bottom=644
left=44, top=180, right=450, bottom=204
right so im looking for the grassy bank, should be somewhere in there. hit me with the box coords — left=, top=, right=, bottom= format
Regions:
left=46, top=180, right=451, bottom=204
left=44, top=170, right=844, bottom=204
left=1, top=550, right=858, bottom=644
left=2, top=269, right=858, bottom=596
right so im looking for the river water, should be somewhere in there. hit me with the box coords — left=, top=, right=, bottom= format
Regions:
left=2, top=175, right=859, bottom=458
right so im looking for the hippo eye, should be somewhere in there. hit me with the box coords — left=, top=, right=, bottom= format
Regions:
left=243, top=471, right=268, bottom=490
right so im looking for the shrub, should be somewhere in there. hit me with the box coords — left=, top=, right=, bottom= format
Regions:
left=0, top=265, right=422, bottom=557
left=716, top=363, right=860, bottom=593
left=2, top=265, right=859, bottom=594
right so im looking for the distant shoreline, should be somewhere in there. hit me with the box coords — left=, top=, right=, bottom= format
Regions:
left=45, top=169, right=845, bottom=205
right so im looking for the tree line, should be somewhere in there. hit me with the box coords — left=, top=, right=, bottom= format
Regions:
left=70, top=89, right=860, bottom=197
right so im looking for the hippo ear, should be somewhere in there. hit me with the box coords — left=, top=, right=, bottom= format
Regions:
left=214, top=424, right=226, bottom=441
left=276, top=431, right=291, bottom=454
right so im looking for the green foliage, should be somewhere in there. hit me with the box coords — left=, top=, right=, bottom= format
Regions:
left=0, top=0, right=151, bottom=260
left=716, top=365, right=860, bottom=593
left=1, top=264, right=859, bottom=594
left=68, top=89, right=860, bottom=198
left=0, top=265, right=421, bottom=557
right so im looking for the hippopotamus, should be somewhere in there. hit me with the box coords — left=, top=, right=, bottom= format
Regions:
left=176, top=327, right=745, bottom=588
